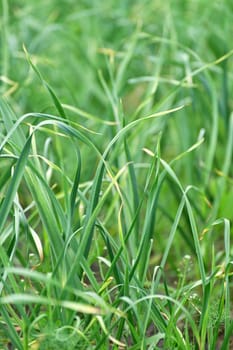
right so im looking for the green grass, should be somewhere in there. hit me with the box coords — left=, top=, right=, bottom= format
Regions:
left=0, top=1, right=233, bottom=349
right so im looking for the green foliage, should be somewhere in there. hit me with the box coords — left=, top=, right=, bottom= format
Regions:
left=0, top=0, right=233, bottom=349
